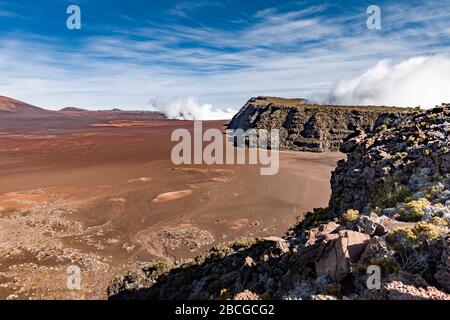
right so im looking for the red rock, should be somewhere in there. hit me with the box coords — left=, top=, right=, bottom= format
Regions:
left=315, top=231, right=370, bottom=282
left=316, top=236, right=351, bottom=282
left=233, top=289, right=260, bottom=300
left=263, top=236, right=290, bottom=254
left=378, top=216, right=414, bottom=232
left=305, top=222, right=340, bottom=246
left=338, top=230, right=370, bottom=261
left=244, top=256, right=256, bottom=267
left=358, top=236, right=393, bottom=264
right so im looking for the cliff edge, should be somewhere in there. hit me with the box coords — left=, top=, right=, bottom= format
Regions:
left=227, top=96, right=417, bottom=152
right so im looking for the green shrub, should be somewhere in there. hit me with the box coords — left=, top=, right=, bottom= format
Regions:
left=370, top=171, right=409, bottom=210
left=386, top=222, right=446, bottom=250
left=397, top=198, right=430, bottom=222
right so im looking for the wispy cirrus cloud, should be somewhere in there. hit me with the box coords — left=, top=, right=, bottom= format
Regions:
left=0, top=9, right=16, bottom=17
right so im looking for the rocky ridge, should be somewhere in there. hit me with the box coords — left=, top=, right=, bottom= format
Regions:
left=227, top=96, right=417, bottom=152
left=108, top=105, right=450, bottom=300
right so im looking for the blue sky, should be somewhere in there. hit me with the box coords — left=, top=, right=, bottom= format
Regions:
left=1, top=0, right=450, bottom=115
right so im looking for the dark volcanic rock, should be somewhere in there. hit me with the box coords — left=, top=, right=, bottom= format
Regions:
left=227, top=96, right=416, bottom=152
left=328, top=104, right=450, bottom=218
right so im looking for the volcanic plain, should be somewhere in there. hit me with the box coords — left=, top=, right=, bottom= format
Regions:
left=0, top=96, right=343, bottom=299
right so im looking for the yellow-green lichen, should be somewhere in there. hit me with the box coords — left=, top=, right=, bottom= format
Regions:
left=397, top=198, right=430, bottom=222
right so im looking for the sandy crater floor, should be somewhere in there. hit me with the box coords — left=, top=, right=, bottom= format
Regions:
left=0, top=120, right=343, bottom=299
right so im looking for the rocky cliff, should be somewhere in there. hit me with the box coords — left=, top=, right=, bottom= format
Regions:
left=108, top=105, right=450, bottom=301
left=227, top=96, right=417, bottom=152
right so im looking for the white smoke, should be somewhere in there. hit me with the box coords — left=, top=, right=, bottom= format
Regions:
left=154, top=97, right=237, bottom=120
left=327, top=55, right=450, bottom=109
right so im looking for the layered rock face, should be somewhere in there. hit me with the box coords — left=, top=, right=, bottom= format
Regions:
left=108, top=106, right=450, bottom=301
left=227, top=96, right=416, bottom=152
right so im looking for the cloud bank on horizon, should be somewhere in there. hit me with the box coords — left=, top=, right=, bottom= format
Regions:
left=326, top=55, right=450, bottom=109
left=1, top=0, right=450, bottom=119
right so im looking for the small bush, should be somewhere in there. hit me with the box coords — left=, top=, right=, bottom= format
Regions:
left=341, top=209, right=360, bottom=222
left=368, top=257, right=400, bottom=275
left=370, top=171, right=409, bottom=210
left=297, top=207, right=328, bottom=230
left=386, top=222, right=446, bottom=250
left=398, top=198, right=430, bottom=222
left=429, top=216, right=450, bottom=226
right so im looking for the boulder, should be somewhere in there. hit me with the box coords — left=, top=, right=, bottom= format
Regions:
left=339, top=230, right=371, bottom=261
left=315, top=231, right=370, bottom=282
left=356, top=213, right=387, bottom=236
left=315, top=237, right=351, bottom=282
left=263, top=236, right=290, bottom=254
left=305, top=222, right=340, bottom=246
left=377, top=216, right=414, bottom=233
left=358, top=236, right=393, bottom=265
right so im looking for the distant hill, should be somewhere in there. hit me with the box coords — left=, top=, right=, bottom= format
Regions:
left=0, top=96, right=55, bottom=115
left=0, top=96, right=166, bottom=133
left=59, top=107, right=87, bottom=112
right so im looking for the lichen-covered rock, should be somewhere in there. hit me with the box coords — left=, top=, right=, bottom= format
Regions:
left=309, top=294, right=339, bottom=300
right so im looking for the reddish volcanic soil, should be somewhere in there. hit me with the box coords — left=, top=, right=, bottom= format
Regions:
left=0, top=98, right=344, bottom=299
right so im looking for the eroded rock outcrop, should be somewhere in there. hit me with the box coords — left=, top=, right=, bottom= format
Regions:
left=227, top=96, right=416, bottom=152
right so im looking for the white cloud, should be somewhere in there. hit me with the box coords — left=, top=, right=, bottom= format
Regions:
left=326, top=55, right=450, bottom=108
left=154, top=97, right=236, bottom=120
